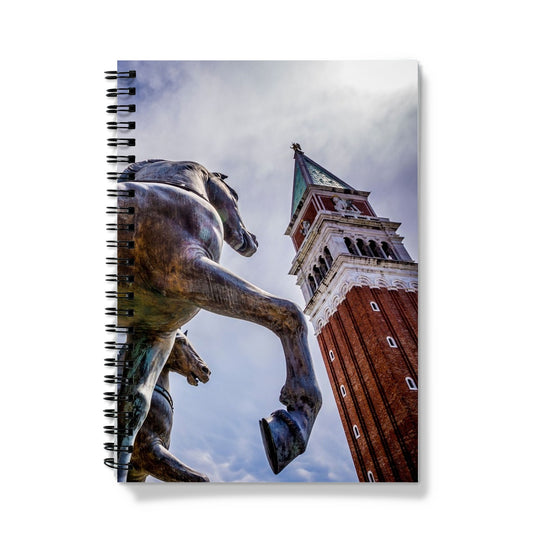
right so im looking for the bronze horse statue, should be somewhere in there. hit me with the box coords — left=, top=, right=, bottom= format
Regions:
left=113, top=159, right=321, bottom=482
left=127, top=330, right=210, bottom=482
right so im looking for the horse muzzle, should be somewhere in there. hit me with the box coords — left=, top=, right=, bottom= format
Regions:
left=187, top=364, right=211, bottom=386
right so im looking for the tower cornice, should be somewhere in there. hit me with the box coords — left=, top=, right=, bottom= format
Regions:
left=288, top=211, right=404, bottom=275
left=303, top=254, right=418, bottom=333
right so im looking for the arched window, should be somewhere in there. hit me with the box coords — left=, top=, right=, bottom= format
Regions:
left=318, top=256, right=328, bottom=276
left=344, top=237, right=357, bottom=255
left=382, top=242, right=397, bottom=260
left=340, top=384, right=347, bottom=397
left=313, top=265, right=323, bottom=286
left=387, top=336, right=398, bottom=348
left=308, top=274, right=317, bottom=293
left=368, top=471, right=376, bottom=482
left=406, top=377, right=418, bottom=390
left=356, top=238, right=368, bottom=256
left=353, top=424, right=360, bottom=439
left=329, top=350, right=335, bottom=361
left=370, top=301, right=380, bottom=312
left=324, top=246, right=333, bottom=267
left=369, top=240, right=385, bottom=258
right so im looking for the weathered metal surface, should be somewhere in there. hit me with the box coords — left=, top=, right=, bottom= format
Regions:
left=127, top=330, right=210, bottom=482
left=115, top=160, right=321, bottom=481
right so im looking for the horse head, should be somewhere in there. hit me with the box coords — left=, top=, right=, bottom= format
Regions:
left=167, top=330, right=211, bottom=386
left=207, top=173, right=258, bottom=257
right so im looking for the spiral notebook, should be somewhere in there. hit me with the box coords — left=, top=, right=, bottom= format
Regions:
left=105, top=60, right=419, bottom=483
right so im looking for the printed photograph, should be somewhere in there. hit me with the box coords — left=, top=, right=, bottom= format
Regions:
left=107, top=60, right=418, bottom=482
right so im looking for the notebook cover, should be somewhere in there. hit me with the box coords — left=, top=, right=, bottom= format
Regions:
left=107, top=60, right=418, bottom=483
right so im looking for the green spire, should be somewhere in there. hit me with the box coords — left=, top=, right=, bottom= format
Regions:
left=290, top=143, right=355, bottom=216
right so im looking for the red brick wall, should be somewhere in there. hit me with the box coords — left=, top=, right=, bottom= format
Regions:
left=317, top=286, right=418, bottom=482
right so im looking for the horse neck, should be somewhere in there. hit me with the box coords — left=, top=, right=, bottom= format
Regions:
left=205, top=177, right=225, bottom=213
left=156, top=366, right=170, bottom=391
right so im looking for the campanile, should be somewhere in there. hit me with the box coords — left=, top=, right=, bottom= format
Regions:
left=286, top=144, right=418, bottom=482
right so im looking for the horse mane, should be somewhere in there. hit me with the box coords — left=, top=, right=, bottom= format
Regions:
left=119, top=160, right=234, bottom=199
left=120, top=159, right=165, bottom=180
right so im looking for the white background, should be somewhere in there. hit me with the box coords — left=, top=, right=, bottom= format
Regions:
left=1, top=1, right=531, bottom=531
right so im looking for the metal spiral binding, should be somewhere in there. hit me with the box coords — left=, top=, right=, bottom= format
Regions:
left=105, top=324, right=134, bottom=334
left=107, top=104, right=136, bottom=113
left=107, top=138, right=136, bottom=147
left=106, top=206, right=134, bottom=215
left=106, top=190, right=135, bottom=198
left=105, top=68, right=137, bottom=474
left=107, top=171, right=136, bottom=181
left=107, top=121, right=136, bottom=130
left=107, top=155, right=136, bottom=164
left=104, top=357, right=133, bottom=369
left=105, top=70, right=136, bottom=79
left=106, top=239, right=135, bottom=248
left=106, top=87, right=136, bottom=97
left=104, top=392, right=134, bottom=402
left=106, top=223, right=134, bottom=231
left=106, top=257, right=134, bottom=266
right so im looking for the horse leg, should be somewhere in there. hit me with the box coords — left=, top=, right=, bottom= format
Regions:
left=144, top=443, right=210, bottom=482
left=182, top=256, right=322, bottom=474
left=115, top=331, right=176, bottom=482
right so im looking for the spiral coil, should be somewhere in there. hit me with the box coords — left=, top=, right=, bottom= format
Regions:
left=107, top=171, right=136, bottom=181
left=105, top=69, right=136, bottom=473
left=107, top=104, right=136, bottom=113
left=104, top=70, right=136, bottom=80
left=106, top=87, right=136, bottom=97
left=107, top=121, right=136, bottom=130
left=107, top=138, right=136, bottom=147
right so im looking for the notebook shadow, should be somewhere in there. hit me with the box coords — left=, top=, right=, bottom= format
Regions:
left=125, top=478, right=428, bottom=502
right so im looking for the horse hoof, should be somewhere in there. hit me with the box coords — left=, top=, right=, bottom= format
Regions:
left=259, top=409, right=308, bottom=475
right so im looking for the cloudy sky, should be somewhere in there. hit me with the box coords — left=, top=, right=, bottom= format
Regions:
left=117, top=60, right=418, bottom=482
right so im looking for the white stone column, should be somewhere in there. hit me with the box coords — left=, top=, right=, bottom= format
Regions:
left=325, top=233, right=349, bottom=261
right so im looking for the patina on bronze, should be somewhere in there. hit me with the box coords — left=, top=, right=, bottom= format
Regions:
left=115, top=159, right=321, bottom=482
left=127, top=330, right=210, bottom=482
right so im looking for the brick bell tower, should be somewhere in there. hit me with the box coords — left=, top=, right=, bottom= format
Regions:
left=286, top=144, right=418, bottom=482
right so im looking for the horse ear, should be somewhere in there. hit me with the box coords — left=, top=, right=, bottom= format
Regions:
left=212, top=172, right=228, bottom=180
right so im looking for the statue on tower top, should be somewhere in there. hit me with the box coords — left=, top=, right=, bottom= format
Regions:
left=291, top=142, right=303, bottom=153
